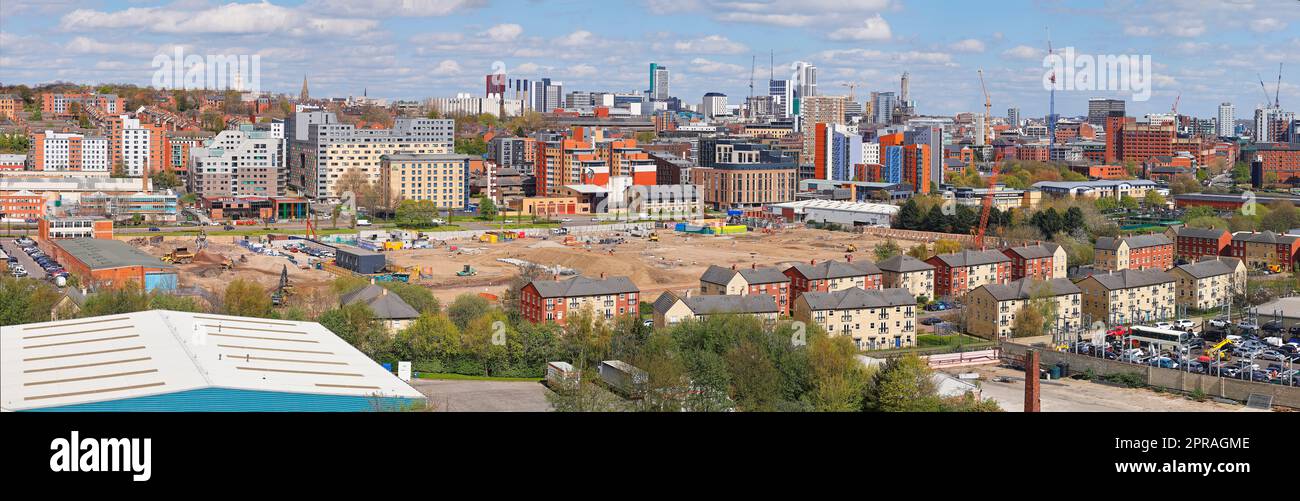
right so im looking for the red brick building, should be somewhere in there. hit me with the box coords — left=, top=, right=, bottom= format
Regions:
left=520, top=275, right=640, bottom=325
left=698, top=264, right=792, bottom=314
left=1228, top=231, right=1300, bottom=271
left=783, top=259, right=883, bottom=304
left=925, top=249, right=1012, bottom=298
left=1002, top=243, right=1066, bottom=281
left=1174, top=227, right=1231, bottom=262
left=0, top=190, right=44, bottom=222
left=1094, top=234, right=1174, bottom=271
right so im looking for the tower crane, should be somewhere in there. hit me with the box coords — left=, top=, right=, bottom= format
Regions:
left=1259, top=73, right=1273, bottom=106
left=974, top=69, right=998, bottom=250
left=840, top=82, right=861, bottom=101
left=1275, top=63, right=1283, bottom=109
left=978, top=69, right=992, bottom=145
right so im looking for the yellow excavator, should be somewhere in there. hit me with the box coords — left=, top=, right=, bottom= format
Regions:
left=1205, top=338, right=1234, bottom=361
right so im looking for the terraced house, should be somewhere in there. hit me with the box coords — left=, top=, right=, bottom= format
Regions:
left=1227, top=230, right=1300, bottom=271
left=1093, top=234, right=1173, bottom=272
left=875, top=255, right=935, bottom=300
left=784, top=258, right=883, bottom=304
left=1174, top=227, right=1231, bottom=262
left=793, top=287, right=917, bottom=350
left=925, top=249, right=1012, bottom=298
left=520, top=275, right=640, bottom=325
left=1170, top=257, right=1247, bottom=311
left=698, top=264, right=791, bottom=314
left=1076, top=268, right=1177, bottom=325
left=651, top=292, right=780, bottom=328
left=967, top=278, right=1082, bottom=340
left=1001, top=242, right=1068, bottom=281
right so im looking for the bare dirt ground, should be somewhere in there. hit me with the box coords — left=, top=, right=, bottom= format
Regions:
left=126, top=227, right=931, bottom=308
left=945, top=365, right=1250, bottom=412
left=409, top=379, right=553, bottom=412
left=386, top=227, right=911, bottom=304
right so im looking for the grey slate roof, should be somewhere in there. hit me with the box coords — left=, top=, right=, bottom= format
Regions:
left=1095, top=234, right=1172, bottom=251
left=56, top=238, right=176, bottom=270
left=800, top=287, right=915, bottom=311
left=876, top=254, right=935, bottom=273
left=684, top=294, right=779, bottom=315
left=699, top=265, right=735, bottom=285
left=1086, top=269, right=1176, bottom=290
left=1176, top=227, right=1229, bottom=240
left=1176, top=258, right=1240, bottom=279
left=786, top=260, right=881, bottom=279
left=529, top=275, right=639, bottom=298
left=1231, top=230, right=1298, bottom=245
left=1004, top=243, right=1060, bottom=260
left=699, top=264, right=787, bottom=286
left=980, top=278, right=1081, bottom=301
left=340, top=284, right=420, bottom=320
left=929, top=249, right=1011, bottom=268
left=652, top=291, right=680, bottom=314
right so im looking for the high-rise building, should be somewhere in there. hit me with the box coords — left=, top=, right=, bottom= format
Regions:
left=792, top=61, right=818, bottom=101
left=769, top=79, right=792, bottom=119
left=189, top=125, right=285, bottom=198
left=813, top=123, right=862, bottom=181
left=1087, top=98, right=1126, bottom=126
left=30, top=130, right=110, bottom=172
left=872, top=92, right=896, bottom=124
left=1217, top=102, right=1235, bottom=137
left=798, top=96, right=847, bottom=167
left=649, top=63, right=670, bottom=101
left=1007, top=107, right=1021, bottom=127
left=702, top=92, right=728, bottom=119
left=532, top=78, right=563, bottom=112
left=905, top=126, right=944, bottom=189
left=285, top=111, right=455, bottom=199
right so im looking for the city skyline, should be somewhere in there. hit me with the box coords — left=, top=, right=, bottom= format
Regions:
left=1, top=0, right=1297, bottom=119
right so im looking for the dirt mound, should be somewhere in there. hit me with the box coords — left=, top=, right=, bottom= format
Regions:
left=192, top=250, right=226, bottom=265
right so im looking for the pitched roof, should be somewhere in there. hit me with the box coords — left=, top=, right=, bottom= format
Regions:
left=1086, top=268, right=1176, bottom=290
left=876, top=254, right=935, bottom=273
left=1004, top=243, right=1061, bottom=260
left=682, top=294, right=779, bottom=315
left=1095, top=234, right=1171, bottom=251
left=1231, top=230, right=1299, bottom=245
left=529, top=275, right=639, bottom=298
left=800, top=287, right=915, bottom=311
left=340, top=284, right=420, bottom=320
left=930, top=249, right=1011, bottom=267
left=980, top=278, right=1081, bottom=301
left=786, top=260, right=881, bottom=279
left=699, top=265, right=735, bottom=285
left=738, top=266, right=791, bottom=284
left=1176, top=227, right=1229, bottom=240
left=1176, top=257, right=1241, bottom=279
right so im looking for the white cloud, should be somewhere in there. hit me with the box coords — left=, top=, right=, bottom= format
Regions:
left=1001, top=45, right=1042, bottom=60
left=673, top=35, right=747, bottom=54
left=431, top=59, right=462, bottom=75
left=483, top=23, right=523, bottom=42
left=689, top=57, right=745, bottom=74
left=950, top=39, right=985, bottom=53
left=306, top=0, right=486, bottom=17
left=715, top=13, right=813, bottom=27
left=65, top=36, right=154, bottom=55
left=567, top=64, right=598, bottom=77
left=827, top=14, right=892, bottom=41
left=1251, top=17, right=1287, bottom=32
left=556, top=30, right=595, bottom=47
left=61, top=3, right=378, bottom=36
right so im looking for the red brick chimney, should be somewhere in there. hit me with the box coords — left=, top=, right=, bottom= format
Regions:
left=751, top=263, right=756, bottom=269
left=846, top=254, right=853, bottom=262
left=810, top=259, right=816, bottom=265
left=1024, top=349, right=1041, bottom=412
left=731, top=264, right=737, bottom=271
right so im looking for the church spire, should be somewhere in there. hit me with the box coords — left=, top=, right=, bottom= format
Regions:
left=300, top=74, right=309, bottom=101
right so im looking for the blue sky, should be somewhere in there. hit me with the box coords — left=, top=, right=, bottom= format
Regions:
left=1, top=0, right=1297, bottom=119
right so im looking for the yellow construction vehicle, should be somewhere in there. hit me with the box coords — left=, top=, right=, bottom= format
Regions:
left=1267, top=264, right=1283, bottom=273
left=162, top=247, right=195, bottom=264
left=1205, top=338, right=1233, bottom=360
left=648, top=232, right=659, bottom=242
left=845, top=243, right=858, bottom=253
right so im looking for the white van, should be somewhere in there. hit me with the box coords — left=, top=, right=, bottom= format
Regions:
left=356, top=219, right=372, bottom=226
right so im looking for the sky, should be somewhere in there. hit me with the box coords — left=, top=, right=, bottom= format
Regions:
left=1, top=0, right=1298, bottom=119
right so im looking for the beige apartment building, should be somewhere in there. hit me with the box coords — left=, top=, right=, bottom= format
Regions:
left=1076, top=268, right=1177, bottom=325
left=966, top=278, right=1082, bottom=340
left=1093, top=234, right=1174, bottom=272
left=793, top=287, right=916, bottom=350
left=698, top=264, right=791, bottom=313
left=650, top=292, right=780, bottom=328
left=875, top=254, right=935, bottom=300
left=379, top=153, right=473, bottom=210
left=1170, top=257, right=1247, bottom=311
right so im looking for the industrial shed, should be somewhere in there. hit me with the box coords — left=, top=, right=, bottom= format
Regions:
left=47, top=237, right=177, bottom=291
left=0, top=310, right=425, bottom=412
left=335, top=245, right=387, bottom=275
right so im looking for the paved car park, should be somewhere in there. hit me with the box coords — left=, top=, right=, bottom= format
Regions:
left=409, top=379, right=553, bottom=412
left=2, top=238, right=46, bottom=280
left=1063, top=322, right=1299, bottom=387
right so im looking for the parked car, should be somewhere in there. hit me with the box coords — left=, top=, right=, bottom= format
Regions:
left=148, top=227, right=161, bottom=232
left=1237, top=320, right=1260, bottom=331
left=920, top=317, right=943, bottom=325
left=1263, top=320, right=1284, bottom=333
left=1174, top=319, right=1196, bottom=330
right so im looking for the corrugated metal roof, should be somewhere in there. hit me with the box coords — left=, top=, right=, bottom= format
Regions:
left=0, top=310, right=424, bottom=411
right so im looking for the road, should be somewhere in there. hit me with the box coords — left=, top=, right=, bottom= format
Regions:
left=409, top=379, right=553, bottom=412
left=1, top=238, right=46, bottom=280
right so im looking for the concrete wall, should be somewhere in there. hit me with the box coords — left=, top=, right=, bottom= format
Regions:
left=1000, top=341, right=1300, bottom=409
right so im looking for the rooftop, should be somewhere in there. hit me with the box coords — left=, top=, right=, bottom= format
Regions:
left=529, top=275, right=638, bottom=298
left=56, top=238, right=175, bottom=270
left=0, top=310, right=424, bottom=411
left=980, top=278, right=1081, bottom=301
left=1085, top=268, right=1176, bottom=290
left=800, top=287, right=915, bottom=311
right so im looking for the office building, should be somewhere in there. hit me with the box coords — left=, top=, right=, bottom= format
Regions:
left=188, top=125, right=284, bottom=198
left=1217, top=103, right=1235, bottom=137
left=1087, top=98, right=1125, bottom=126
left=285, top=111, right=454, bottom=199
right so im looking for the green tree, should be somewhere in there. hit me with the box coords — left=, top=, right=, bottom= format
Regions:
left=1143, top=190, right=1167, bottom=208
left=1012, top=303, right=1045, bottom=338
left=864, top=354, right=943, bottom=412
left=395, top=312, right=462, bottom=361
left=79, top=282, right=150, bottom=317
left=223, top=279, right=272, bottom=318
left=319, top=302, right=389, bottom=357
left=477, top=195, right=497, bottom=219
left=0, top=277, right=63, bottom=325
left=1118, top=194, right=1140, bottom=210
left=873, top=239, right=901, bottom=261
left=447, top=293, right=491, bottom=331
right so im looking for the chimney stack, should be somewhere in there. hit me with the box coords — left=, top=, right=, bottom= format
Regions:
left=1024, top=349, right=1041, bottom=412
left=600, top=272, right=606, bottom=279
left=810, top=259, right=816, bottom=266
left=731, top=264, right=737, bottom=271
left=846, top=254, right=853, bottom=262
left=751, top=263, right=756, bottom=270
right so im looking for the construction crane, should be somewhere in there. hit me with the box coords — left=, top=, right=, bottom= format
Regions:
left=1275, top=63, right=1283, bottom=109
left=1259, top=73, right=1273, bottom=106
left=1171, top=92, right=1181, bottom=130
left=977, top=69, right=992, bottom=145
left=840, top=82, right=861, bottom=101
left=1046, top=28, right=1057, bottom=149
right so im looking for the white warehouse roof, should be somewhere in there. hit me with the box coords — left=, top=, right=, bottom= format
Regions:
left=770, top=199, right=900, bottom=216
left=1, top=310, right=424, bottom=411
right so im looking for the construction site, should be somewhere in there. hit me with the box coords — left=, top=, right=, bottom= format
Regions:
left=118, top=224, right=950, bottom=306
